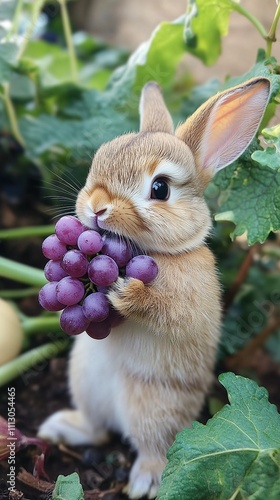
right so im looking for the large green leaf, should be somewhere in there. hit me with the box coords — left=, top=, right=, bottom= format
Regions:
left=212, top=157, right=280, bottom=245
left=158, top=372, right=280, bottom=500
left=19, top=105, right=137, bottom=159
left=184, top=0, right=237, bottom=65
left=106, top=17, right=187, bottom=112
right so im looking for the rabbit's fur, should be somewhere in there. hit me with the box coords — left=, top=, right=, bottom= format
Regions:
left=39, top=78, right=270, bottom=499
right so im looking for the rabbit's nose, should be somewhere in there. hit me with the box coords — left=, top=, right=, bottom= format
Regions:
left=95, top=208, right=107, bottom=217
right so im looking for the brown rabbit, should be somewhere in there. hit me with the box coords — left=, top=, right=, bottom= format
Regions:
left=39, top=77, right=270, bottom=498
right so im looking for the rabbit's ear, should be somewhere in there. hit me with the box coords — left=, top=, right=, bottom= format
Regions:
left=140, top=81, right=174, bottom=134
left=176, top=77, right=270, bottom=175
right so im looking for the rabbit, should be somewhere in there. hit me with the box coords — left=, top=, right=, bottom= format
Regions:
left=38, top=77, right=270, bottom=499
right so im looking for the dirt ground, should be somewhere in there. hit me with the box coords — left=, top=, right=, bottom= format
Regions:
left=1, top=1, right=280, bottom=498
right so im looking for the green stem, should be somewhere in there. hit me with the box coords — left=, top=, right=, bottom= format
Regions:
left=59, top=0, right=78, bottom=82
left=266, top=3, right=280, bottom=57
left=0, top=257, right=46, bottom=287
left=17, top=0, right=45, bottom=60
left=0, top=340, right=69, bottom=387
left=22, top=315, right=61, bottom=336
left=231, top=1, right=267, bottom=40
left=0, top=287, right=40, bottom=299
left=1, top=84, right=25, bottom=147
left=5, top=0, right=24, bottom=41
left=0, top=225, right=54, bottom=239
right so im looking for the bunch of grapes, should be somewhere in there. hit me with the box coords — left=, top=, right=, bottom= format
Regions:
left=39, top=216, right=158, bottom=340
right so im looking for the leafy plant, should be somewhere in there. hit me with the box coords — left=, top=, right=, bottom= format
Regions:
left=158, top=372, right=280, bottom=500
left=0, top=0, right=280, bottom=497
left=52, top=472, right=84, bottom=500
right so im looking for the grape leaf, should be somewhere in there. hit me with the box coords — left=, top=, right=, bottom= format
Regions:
left=211, top=157, right=280, bottom=245
left=184, top=0, right=237, bottom=65
left=158, top=372, right=280, bottom=500
left=52, top=472, right=84, bottom=500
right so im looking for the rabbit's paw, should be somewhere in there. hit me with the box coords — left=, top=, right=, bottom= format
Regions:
left=124, top=456, right=164, bottom=499
left=38, top=409, right=109, bottom=446
left=108, top=277, right=145, bottom=317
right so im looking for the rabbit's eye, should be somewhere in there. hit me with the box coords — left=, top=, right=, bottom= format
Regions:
left=151, top=178, right=170, bottom=201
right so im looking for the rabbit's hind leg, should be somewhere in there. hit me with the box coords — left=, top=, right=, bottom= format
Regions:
left=38, top=408, right=110, bottom=446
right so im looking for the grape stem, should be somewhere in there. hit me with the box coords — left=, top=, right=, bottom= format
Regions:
left=0, top=340, right=70, bottom=387
left=0, top=257, right=46, bottom=287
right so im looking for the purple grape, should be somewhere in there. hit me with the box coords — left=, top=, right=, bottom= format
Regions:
left=44, top=260, right=68, bottom=281
left=86, top=318, right=111, bottom=340
left=55, top=215, right=84, bottom=246
left=38, top=282, right=64, bottom=311
left=96, top=285, right=109, bottom=294
left=62, top=249, right=88, bottom=278
left=42, top=234, right=67, bottom=260
left=126, top=255, right=158, bottom=284
left=88, top=255, right=119, bottom=287
left=108, top=306, right=124, bottom=328
left=101, top=236, right=133, bottom=267
left=77, top=230, right=103, bottom=255
left=56, top=276, right=84, bottom=306
left=82, top=292, right=110, bottom=322
left=60, top=305, right=90, bottom=335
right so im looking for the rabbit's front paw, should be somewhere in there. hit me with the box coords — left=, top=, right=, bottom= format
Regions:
left=108, top=277, right=145, bottom=317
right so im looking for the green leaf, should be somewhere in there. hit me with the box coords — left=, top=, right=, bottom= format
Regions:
left=19, top=107, right=137, bottom=159
left=0, top=0, right=17, bottom=23
left=253, top=125, right=280, bottom=169
left=218, top=267, right=280, bottom=358
left=106, top=17, right=187, bottom=111
left=24, top=40, right=80, bottom=87
left=52, top=472, right=84, bottom=500
left=211, top=157, right=280, bottom=245
left=158, top=372, right=280, bottom=500
left=220, top=57, right=280, bottom=100
left=252, top=147, right=280, bottom=170
left=134, top=19, right=186, bottom=89
left=262, top=124, right=280, bottom=147
left=23, top=39, right=114, bottom=90
left=0, top=43, right=18, bottom=84
left=184, top=0, right=236, bottom=65
left=9, top=72, right=35, bottom=100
